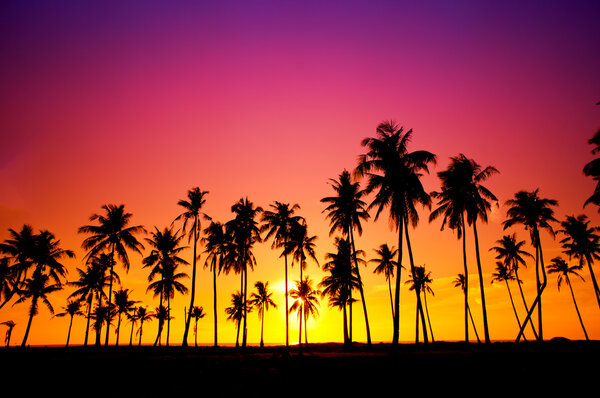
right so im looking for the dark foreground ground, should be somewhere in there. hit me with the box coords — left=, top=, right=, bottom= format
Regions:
left=1, top=340, right=598, bottom=397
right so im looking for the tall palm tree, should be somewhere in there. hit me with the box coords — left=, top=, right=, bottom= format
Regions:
left=583, top=127, right=600, bottom=209
left=453, top=274, right=480, bottom=343
left=225, top=291, right=245, bottom=347
left=54, top=299, right=84, bottom=347
left=248, top=281, right=277, bottom=347
left=113, top=288, right=138, bottom=346
left=173, top=187, right=210, bottom=347
left=558, top=214, right=600, bottom=310
left=490, top=261, right=523, bottom=335
left=261, top=201, right=303, bottom=348
left=548, top=257, right=589, bottom=340
left=489, top=234, right=537, bottom=338
left=134, top=306, right=154, bottom=346
left=225, top=197, right=263, bottom=349
left=14, top=271, right=62, bottom=347
left=1, top=320, right=16, bottom=347
left=78, top=204, right=145, bottom=345
left=405, top=266, right=435, bottom=342
left=355, top=120, right=436, bottom=344
left=321, top=169, right=372, bottom=345
left=503, top=189, right=558, bottom=341
left=191, top=306, right=206, bottom=347
left=289, top=277, right=320, bottom=348
left=370, top=244, right=401, bottom=325
left=0, top=225, right=36, bottom=309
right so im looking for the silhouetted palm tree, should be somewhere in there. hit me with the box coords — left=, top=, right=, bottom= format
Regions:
left=0, top=257, right=14, bottom=306
left=286, top=222, right=319, bottom=282
left=491, top=261, right=523, bottom=335
left=225, top=291, right=245, bottom=347
left=370, top=244, right=400, bottom=325
left=90, top=303, right=115, bottom=346
left=489, top=234, right=537, bottom=339
left=0, top=225, right=36, bottom=309
left=1, top=320, right=15, bottom=347
left=54, top=299, right=84, bottom=347
left=355, top=120, right=436, bottom=344
left=321, top=170, right=372, bottom=345
left=583, top=128, right=600, bottom=209
left=289, top=277, right=320, bottom=347
left=173, top=187, right=210, bottom=347
left=503, top=189, right=558, bottom=341
left=134, top=306, right=154, bottom=346
left=548, top=257, right=589, bottom=340
left=79, top=204, right=145, bottom=345
left=191, top=306, right=206, bottom=347
left=261, top=201, right=303, bottom=348
left=248, top=281, right=277, bottom=347
left=31, top=230, right=74, bottom=284
left=558, top=214, right=600, bottom=310
left=453, top=274, right=480, bottom=343
left=15, top=271, right=62, bottom=347
left=113, top=288, right=138, bottom=346
left=405, top=266, right=435, bottom=342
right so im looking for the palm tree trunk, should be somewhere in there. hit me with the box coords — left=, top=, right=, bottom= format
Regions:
left=183, top=218, right=198, bottom=347
left=242, top=262, right=248, bottom=348
left=423, top=292, right=434, bottom=342
left=139, top=319, right=144, bottom=346
left=304, top=310, right=308, bottom=345
left=461, top=212, right=469, bottom=343
left=154, top=290, right=164, bottom=347
left=388, top=277, right=395, bottom=325
left=260, top=308, right=265, bottom=347
left=298, top=303, right=303, bottom=346
left=166, top=297, right=171, bottom=346
left=504, top=280, right=523, bottom=334
left=349, top=227, right=371, bottom=346
left=66, top=315, right=74, bottom=347
left=404, top=217, right=428, bottom=344
left=21, top=301, right=36, bottom=347
left=116, top=313, right=122, bottom=346
left=129, top=319, right=135, bottom=346
left=472, top=219, right=490, bottom=343
left=514, top=266, right=538, bottom=339
left=392, top=216, right=404, bottom=345
left=195, top=318, right=199, bottom=347
left=105, top=244, right=116, bottom=346
left=284, top=236, right=290, bottom=348
left=213, top=256, right=218, bottom=347
left=467, top=304, right=481, bottom=343
left=584, top=255, right=600, bottom=310
left=349, top=288, right=353, bottom=343
left=566, top=276, right=589, bottom=340
left=84, top=294, right=93, bottom=346
left=343, top=302, right=349, bottom=348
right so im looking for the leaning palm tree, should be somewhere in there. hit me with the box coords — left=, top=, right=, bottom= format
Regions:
left=370, top=244, right=400, bottom=326
left=452, top=274, right=480, bottom=343
left=491, top=261, right=523, bottom=335
left=0, top=225, right=36, bottom=309
left=503, top=189, right=558, bottom=341
left=260, top=201, right=303, bottom=348
left=321, top=169, right=372, bottom=345
left=248, top=281, right=277, bottom=347
left=14, top=271, right=62, bottom=347
left=1, top=320, right=16, bottom=347
left=289, top=277, right=320, bottom=348
left=558, top=215, right=600, bottom=310
left=78, top=204, right=145, bottom=345
left=355, top=120, right=436, bottom=345
left=191, top=306, right=206, bottom=347
left=225, top=291, right=245, bottom=347
left=547, top=257, right=589, bottom=340
left=134, top=306, right=154, bottom=346
left=173, top=187, right=210, bottom=347
left=54, top=299, right=84, bottom=347
left=113, top=288, right=138, bottom=346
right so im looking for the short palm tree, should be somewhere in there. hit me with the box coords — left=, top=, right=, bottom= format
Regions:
left=54, top=299, right=84, bottom=347
left=452, top=274, right=480, bottom=343
left=191, top=306, right=206, bottom=347
left=491, top=261, right=523, bottom=335
left=78, top=204, right=145, bottom=345
left=289, top=277, right=320, bottom=347
left=370, top=244, right=400, bottom=325
left=405, top=266, right=435, bottom=342
left=547, top=257, right=589, bottom=340
left=90, top=303, right=115, bottom=346
left=173, top=187, right=210, bottom=347
left=0, top=225, right=36, bottom=309
left=113, top=288, right=138, bottom=346
left=134, top=306, right=154, bottom=346
left=225, top=291, right=245, bottom=346
left=286, top=222, right=319, bottom=282
left=248, top=281, right=277, bottom=347
left=1, top=320, right=16, bottom=347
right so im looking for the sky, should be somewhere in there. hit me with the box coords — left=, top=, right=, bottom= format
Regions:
left=1, top=0, right=599, bottom=346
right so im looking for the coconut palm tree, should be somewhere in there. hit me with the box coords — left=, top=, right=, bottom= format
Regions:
left=225, top=291, right=245, bottom=347
left=405, top=266, right=435, bottom=342
left=453, top=274, right=480, bottom=343
left=226, top=197, right=263, bottom=349
left=31, top=230, right=74, bottom=284
left=491, top=261, right=523, bottom=335
left=54, top=299, right=84, bottom=347
left=14, top=271, right=62, bottom=347
left=261, top=201, right=303, bottom=348
left=113, top=288, right=138, bottom=346
left=90, top=302, right=116, bottom=346
left=1, top=320, right=16, bottom=347
left=286, top=222, right=319, bottom=282
left=289, top=277, right=320, bottom=348
left=78, top=204, right=145, bottom=345
left=173, top=187, right=210, bottom=347
left=321, top=169, right=372, bottom=345
left=0, top=225, right=36, bottom=309
left=370, top=244, right=401, bottom=325
left=558, top=214, right=600, bottom=310
left=355, top=120, right=436, bottom=345
left=547, top=257, right=589, bottom=340
left=134, top=306, right=154, bottom=346
left=489, top=234, right=537, bottom=338
left=503, top=189, right=558, bottom=341
left=248, top=281, right=277, bottom=347
left=191, top=306, right=206, bottom=347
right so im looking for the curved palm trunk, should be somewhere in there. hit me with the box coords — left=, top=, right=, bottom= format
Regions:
left=213, top=256, right=218, bottom=347
left=504, top=279, right=523, bottom=334
left=467, top=304, right=481, bottom=343
left=21, top=299, right=37, bottom=347
left=392, top=216, right=404, bottom=345
left=423, top=292, right=434, bottom=343
left=472, top=219, right=490, bottom=343
left=349, top=228, right=371, bottom=346
left=584, top=255, right=600, bottom=310
left=566, top=276, right=589, bottom=340
left=66, top=315, right=74, bottom=347
left=84, top=294, right=93, bottom=346
left=404, top=218, right=428, bottom=344
left=182, top=218, right=198, bottom=347
left=461, top=213, right=469, bottom=343
left=514, top=266, right=538, bottom=339
left=104, top=244, right=116, bottom=346
left=387, top=277, right=395, bottom=325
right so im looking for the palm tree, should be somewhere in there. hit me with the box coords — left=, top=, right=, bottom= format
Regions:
left=0, top=257, right=13, bottom=307
left=286, top=222, right=319, bottom=282
left=225, top=291, right=245, bottom=346
left=405, top=266, right=435, bottom=342
left=547, top=257, right=589, bottom=340
left=319, top=238, right=360, bottom=347
left=31, top=230, right=75, bottom=284
left=54, top=300, right=84, bottom=347
left=583, top=127, right=600, bottom=209
left=134, top=306, right=154, bottom=346
left=225, top=197, right=263, bottom=349
left=355, top=120, right=436, bottom=344
left=14, top=271, right=62, bottom=347
left=191, top=306, right=206, bottom=347
left=491, top=261, right=523, bottom=335
left=503, top=189, right=558, bottom=341
left=558, top=215, right=600, bottom=310
left=1, top=320, right=16, bottom=347
left=78, top=204, right=145, bottom=345
left=261, top=201, right=303, bottom=348
left=113, top=288, right=138, bottom=346
left=321, top=169, right=372, bottom=345
left=453, top=274, right=480, bottom=343
left=90, top=303, right=116, bottom=346
left=173, top=187, right=210, bottom=347
left=248, top=281, right=277, bottom=347
left=489, top=234, right=537, bottom=338
left=0, top=225, right=36, bottom=309
left=289, top=277, right=320, bottom=348
left=370, top=244, right=400, bottom=325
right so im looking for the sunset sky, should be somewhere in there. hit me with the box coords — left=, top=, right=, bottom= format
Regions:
left=1, top=0, right=599, bottom=346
